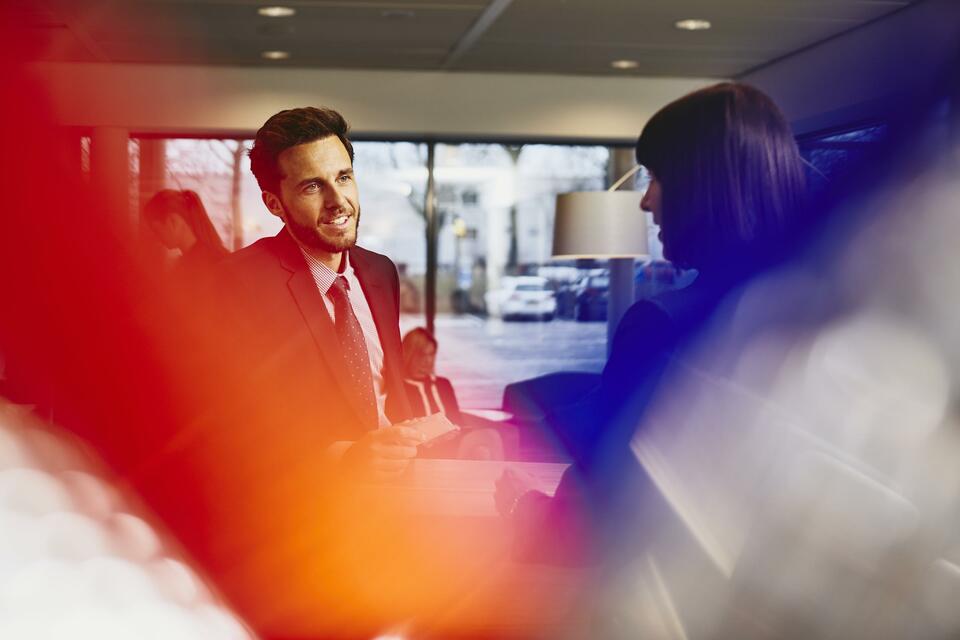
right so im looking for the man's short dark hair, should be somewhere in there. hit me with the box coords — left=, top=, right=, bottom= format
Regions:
left=249, top=106, right=355, bottom=195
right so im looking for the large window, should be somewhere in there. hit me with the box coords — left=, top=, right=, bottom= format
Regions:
left=82, top=117, right=912, bottom=415
left=352, top=142, right=429, bottom=315
left=127, top=136, right=625, bottom=410
left=798, top=124, right=889, bottom=193
left=147, top=138, right=429, bottom=310
left=163, top=139, right=255, bottom=249
left=426, top=143, right=612, bottom=408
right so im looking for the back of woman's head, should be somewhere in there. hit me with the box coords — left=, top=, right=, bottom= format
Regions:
left=636, top=82, right=806, bottom=271
left=144, top=189, right=228, bottom=255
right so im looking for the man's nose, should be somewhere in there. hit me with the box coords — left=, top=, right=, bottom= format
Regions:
left=325, top=185, right=348, bottom=210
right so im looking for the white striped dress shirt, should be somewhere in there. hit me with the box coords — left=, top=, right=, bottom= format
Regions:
left=298, top=247, right=389, bottom=427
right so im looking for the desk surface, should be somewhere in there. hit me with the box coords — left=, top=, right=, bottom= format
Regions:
left=462, top=408, right=513, bottom=422
left=383, top=458, right=568, bottom=517
left=359, top=458, right=585, bottom=637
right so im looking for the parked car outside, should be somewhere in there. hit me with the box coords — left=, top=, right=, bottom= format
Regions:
left=571, top=262, right=696, bottom=322
left=574, top=274, right=609, bottom=322
left=486, top=276, right=557, bottom=321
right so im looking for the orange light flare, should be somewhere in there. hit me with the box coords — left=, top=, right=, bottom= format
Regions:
left=0, top=24, right=592, bottom=639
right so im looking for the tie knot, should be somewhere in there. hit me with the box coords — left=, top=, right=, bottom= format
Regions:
left=330, top=276, right=350, bottom=297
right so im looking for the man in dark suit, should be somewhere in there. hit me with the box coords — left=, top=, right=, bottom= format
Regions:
left=221, top=106, right=422, bottom=480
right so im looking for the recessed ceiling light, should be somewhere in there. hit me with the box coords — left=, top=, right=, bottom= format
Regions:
left=258, top=6, right=296, bottom=18
left=674, top=18, right=711, bottom=31
left=261, top=50, right=290, bottom=60
left=611, top=59, right=639, bottom=70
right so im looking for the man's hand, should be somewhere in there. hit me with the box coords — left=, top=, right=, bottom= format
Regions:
left=344, top=425, right=426, bottom=481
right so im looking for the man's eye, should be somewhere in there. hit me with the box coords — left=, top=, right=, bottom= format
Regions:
left=302, top=183, right=319, bottom=193
left=337, top=174, right=352, bottom=184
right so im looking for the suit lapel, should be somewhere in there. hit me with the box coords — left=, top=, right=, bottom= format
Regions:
left=350, top=247, right=411, bottom=422
left=349, top=247, right=392, bottom=353
left=274, top=230, right=376, bottom=429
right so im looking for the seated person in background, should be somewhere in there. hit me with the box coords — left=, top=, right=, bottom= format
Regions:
left=402, top=327, right=519, bottom=459
left=144, top=189, right=230, bottom=274
left=401, top=327, right=464, bottom=424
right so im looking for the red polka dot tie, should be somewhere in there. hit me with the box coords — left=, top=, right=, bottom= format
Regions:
left=328, top=276, right=378, bottom=429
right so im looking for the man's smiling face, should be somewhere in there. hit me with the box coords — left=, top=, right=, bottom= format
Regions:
left=263, top=135, right=360, bottom=256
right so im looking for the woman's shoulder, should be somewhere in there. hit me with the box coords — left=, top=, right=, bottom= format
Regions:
left=632, top=274, right=725, bottom=326
left=614, top=278, right=728, bottom=354
left=621, top=286, right=694, bottom=330
left=619, top=297, right=673, bottom=333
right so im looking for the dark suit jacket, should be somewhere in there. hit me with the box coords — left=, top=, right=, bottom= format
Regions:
left=402, top=375, right=463, bottom=426
left=217, top=229, right=413, bottom=443
left=129, top=230, right=421, bottom=638
left=514, top=273, right=733, bottom=565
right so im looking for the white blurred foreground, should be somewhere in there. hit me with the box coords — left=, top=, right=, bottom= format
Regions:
left=599, top=137, right=960, bottom=639
left=0, top=403, right=255, bottom=640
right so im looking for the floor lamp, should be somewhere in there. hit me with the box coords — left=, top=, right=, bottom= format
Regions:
left=552, top=165, right=649, bottom=355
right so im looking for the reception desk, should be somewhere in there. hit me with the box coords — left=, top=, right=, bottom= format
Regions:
left=364, top=458, right=588, bottom=638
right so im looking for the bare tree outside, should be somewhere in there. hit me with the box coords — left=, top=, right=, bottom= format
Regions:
left=165, top=139, right=247, bottom=249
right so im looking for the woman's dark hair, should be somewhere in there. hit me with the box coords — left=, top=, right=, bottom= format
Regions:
left=143, top=189, right=229, bottom=256
left=401, top=327, right=437, bottom=377
left=249, top=106, right=354, bottom=195
left=636, top=82, right=806, bottom=271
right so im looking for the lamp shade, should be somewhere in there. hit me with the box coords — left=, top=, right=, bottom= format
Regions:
left=552, top=191, right=648, bottom=259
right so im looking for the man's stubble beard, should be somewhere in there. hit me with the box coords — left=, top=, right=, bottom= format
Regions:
left=282, top=201, right=361, bottom=254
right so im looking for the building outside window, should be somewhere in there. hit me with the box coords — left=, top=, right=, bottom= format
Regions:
left=428, top=143, right=612, bottom=407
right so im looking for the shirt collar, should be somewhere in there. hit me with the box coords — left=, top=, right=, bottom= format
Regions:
left=298, top=246, right=352, bottom=296
left=405, top=374, right=436, bottom=383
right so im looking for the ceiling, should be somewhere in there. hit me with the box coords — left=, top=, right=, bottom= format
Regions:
left=12, top=0, right=920, bottom=78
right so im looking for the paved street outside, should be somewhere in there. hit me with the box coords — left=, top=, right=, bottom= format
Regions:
left=401, top=313, right=607, bottom=409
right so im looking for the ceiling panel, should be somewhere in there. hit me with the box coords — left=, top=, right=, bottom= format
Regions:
left=456, top=42, right=767, bottom=78
left=20, top=0, right=919, bottom=76
left=465, top=0, right=915, bottom=76
left=96, top=39, right=449, bottom=68
left=79, top=3, right=480, bottom=46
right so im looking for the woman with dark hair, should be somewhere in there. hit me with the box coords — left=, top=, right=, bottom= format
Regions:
left=144, top=189, right=230, bottom=273
left=495, top=82, right=807, bottom=564
left=637, top=82, right=806, bottom=273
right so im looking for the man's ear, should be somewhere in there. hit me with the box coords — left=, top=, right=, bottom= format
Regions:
left=262, top=191, right=285, bottom=219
